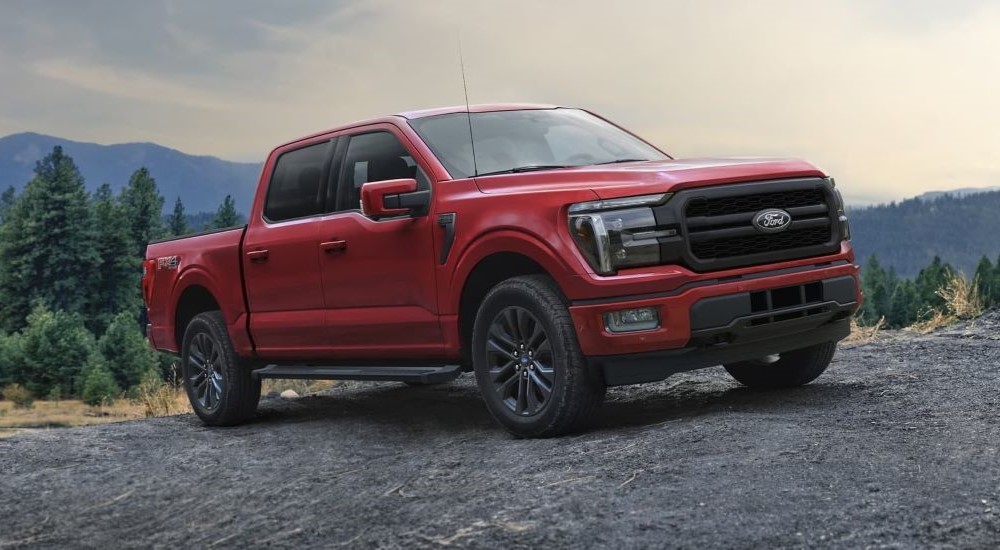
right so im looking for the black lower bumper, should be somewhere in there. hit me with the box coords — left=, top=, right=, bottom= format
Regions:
left=593, top=275, right=858, bottom=386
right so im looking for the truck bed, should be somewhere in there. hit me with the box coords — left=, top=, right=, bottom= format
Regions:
left=144, top=225, right=249, bottom=353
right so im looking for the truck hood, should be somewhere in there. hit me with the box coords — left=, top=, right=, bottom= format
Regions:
left=473, top=157, right=827, bottom=199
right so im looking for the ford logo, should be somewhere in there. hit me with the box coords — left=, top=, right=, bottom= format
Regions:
left=752, top=208, right=792, bottom=233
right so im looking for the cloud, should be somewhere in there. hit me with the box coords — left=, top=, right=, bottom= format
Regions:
left=1, top=0, right=999, bottom=203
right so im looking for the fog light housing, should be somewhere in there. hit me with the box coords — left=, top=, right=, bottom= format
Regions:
left=605, top=307, right=660, bottom=333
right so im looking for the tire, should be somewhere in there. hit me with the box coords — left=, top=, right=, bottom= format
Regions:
left=724, top=341, right=837, bottom=389
left=180, top=311, right=261, bottom=426
left=471, top=275, right=605, bottom=438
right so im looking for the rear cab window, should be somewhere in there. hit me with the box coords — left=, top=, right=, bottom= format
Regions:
left=263, top=140, right=334, bottom=222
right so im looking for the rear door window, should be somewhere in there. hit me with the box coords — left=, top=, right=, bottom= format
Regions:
left=264, top=140, right=334, bottom=222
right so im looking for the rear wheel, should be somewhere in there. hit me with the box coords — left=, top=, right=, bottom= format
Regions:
left=724, top=341, right=837, bottom=389
left=181, top=311, right=261, bottom=426
left=472, top=275, right=605, bottom=438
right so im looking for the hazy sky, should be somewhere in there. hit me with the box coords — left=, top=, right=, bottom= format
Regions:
left=1, top=0, right=998, bottom=204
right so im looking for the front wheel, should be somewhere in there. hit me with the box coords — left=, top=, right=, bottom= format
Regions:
left=724, top=341, right=837, bottom=389
left=472, top=275, right=605, bottom=438
left=181, top=311, right=261, bottom=426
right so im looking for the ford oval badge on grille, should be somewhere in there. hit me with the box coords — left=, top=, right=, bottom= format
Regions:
left=752, top=209, right=792, bottom=233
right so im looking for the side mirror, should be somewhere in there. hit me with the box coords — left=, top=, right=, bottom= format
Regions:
left=360, top=178, right=430, bottom=218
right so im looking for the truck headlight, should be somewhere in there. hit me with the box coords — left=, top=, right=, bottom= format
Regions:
left=568, top=193, right=676, bottom=275
left=826, top=178, right=851, bottom=241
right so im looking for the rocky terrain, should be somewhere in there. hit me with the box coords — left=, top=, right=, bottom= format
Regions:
left=3, top=315, right=1000, bottom=548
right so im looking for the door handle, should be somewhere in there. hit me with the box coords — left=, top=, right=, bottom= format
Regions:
left=320, top=239, right=347, bottom=253
left=246, top=249, right=269, bottom=262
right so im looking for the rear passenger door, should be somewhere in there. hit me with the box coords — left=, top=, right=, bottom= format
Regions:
left=316, top=127, right=443, bottom=359
left=242, top=138, right=339, bottom=357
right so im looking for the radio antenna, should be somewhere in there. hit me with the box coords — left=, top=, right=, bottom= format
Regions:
left=458, top=35, right=479, bottom=177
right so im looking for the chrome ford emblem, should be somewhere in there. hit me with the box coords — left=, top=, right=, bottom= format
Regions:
left=752, top=209, right=792, bottom=233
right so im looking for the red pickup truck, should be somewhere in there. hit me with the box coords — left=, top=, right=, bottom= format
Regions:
left=143, top=104, right=860, bottom=437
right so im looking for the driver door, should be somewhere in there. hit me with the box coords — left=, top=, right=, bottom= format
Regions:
left=316, top=126, right=443, bottom=359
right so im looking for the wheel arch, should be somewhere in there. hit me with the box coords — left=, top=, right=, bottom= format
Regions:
left=174, top=284, right=222, bottom=352
left=450, top=230, right=581, bottom=362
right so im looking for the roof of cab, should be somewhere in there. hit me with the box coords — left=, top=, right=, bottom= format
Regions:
left=273, top=103, right=561, bottom=152
left=397, top=103, right=559, bottom=119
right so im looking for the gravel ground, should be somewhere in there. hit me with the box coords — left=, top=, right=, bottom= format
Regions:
left=3, top=317, right=1000, bottom=549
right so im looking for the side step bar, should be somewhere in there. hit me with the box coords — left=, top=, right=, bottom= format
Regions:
left=251, top=364, right=464, bottom=384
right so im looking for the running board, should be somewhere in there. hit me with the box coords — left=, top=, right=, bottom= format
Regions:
left=251, top=364, right=464, bottom=384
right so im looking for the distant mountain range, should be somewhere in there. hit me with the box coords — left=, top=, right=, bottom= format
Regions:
left=0, top=132, right=261, bottom=213
left=915, top=186, right=1000, bottom=201
left=848, top=190, right=1000, bottom=278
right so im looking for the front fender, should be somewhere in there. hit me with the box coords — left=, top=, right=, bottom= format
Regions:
left=444, top=229, right=583, bottom=314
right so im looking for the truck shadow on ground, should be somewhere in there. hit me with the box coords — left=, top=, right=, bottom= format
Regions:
left=246, top=373, right=868, bottom=436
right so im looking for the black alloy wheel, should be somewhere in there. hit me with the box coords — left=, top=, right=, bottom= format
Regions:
left=485, top=306, right=555, bottom=417
left=186, top=332, right=224, bottom=411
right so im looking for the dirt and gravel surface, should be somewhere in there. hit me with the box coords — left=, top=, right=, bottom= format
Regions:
left=3, top=316, right=1000, bottom=549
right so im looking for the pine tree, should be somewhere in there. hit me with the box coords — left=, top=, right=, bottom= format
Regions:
left=888, top=280, right=919, bottom=328
left=0, top=147, right=99, bottom=331
left=0, top=185, right=15, bottom=224
left=120, top=167, right=164, bottom=258
left=98, top=312, right=159, bottom=391
left=88, top=184, right=141, bottom=332
left=13, top=304, right=96, bottom=397
left=167, top=196, right=190, bottom=236
left=209, top=194, right=240, bottom=229
left=861, top=255, right=894, bottom=325
left=914, top=256, right=954, bottom=314
left=974, top=256, right=995, bottom=309
left=0, top=331, right=17, bottom=387
left=81, top=354, right=120, bottom=406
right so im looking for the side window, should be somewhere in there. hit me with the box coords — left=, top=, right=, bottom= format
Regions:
left=263, top=141, right=332, bottom=222
left=337, top=131, right=429, bottom=212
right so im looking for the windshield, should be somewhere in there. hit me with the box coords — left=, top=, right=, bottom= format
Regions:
left=408, top=108, right=668, bottom=179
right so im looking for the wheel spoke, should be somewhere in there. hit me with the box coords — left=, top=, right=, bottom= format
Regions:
left=497, top=371, right=519, bottom=399
left=209, top=376, right=222, bottom=408
left=188, top=342, right=206, bottom=370
left=525, top=375, right=541, bottom=413
left=534, top=339, right=552, bottom=361
left=487, top=338, right=517, bottom=361
left=489, top=361, right=516, bottom=383
left=515, top=375, right=528, bottom=415
left=517, top=311, right=533, bottom=346
left=503, top=309, right=521, bottom=341
left=529, top=370, right=552, bottom=398
left=489, top=323, right=517, bottom=350
left=196, top=377, right=208, bottom=401
left=189, top=372, right=207, bottom=388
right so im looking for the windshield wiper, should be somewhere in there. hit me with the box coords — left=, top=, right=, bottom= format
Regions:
left=477, top=165, right=572, bottom=177
left=594, top=158, right=649, bottom=165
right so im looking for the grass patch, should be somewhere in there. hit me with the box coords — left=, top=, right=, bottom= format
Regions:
left=0, top=390, right=190, bottom=438
left=845, top=316, right=885, bottom=345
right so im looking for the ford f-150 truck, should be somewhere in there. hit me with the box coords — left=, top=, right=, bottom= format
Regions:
left=143, top=104, right=860, bottom=437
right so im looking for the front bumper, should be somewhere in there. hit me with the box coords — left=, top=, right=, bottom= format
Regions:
left=568, top=261, right=860, bottom=385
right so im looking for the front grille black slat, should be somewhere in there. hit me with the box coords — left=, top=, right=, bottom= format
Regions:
left=685, top=188, right=826, bottom=218
left=691, top=226, right=831, bottom=259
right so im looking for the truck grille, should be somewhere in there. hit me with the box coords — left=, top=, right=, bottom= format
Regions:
left=669, top=178, right=840, bottom=271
